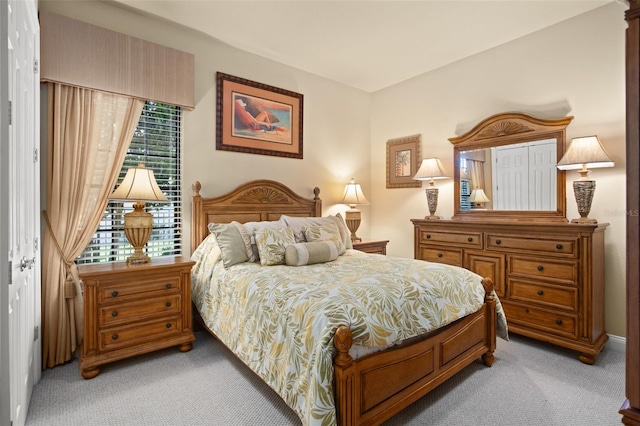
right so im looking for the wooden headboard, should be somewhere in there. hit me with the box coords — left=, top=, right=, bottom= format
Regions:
left=191, top=180, right=322, bottom=253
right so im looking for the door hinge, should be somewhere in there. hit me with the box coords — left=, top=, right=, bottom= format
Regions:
left=34, top=59, right=38, bottom=74
left=34, top=237, right=39, bottom=252
left=34, top=326, right=39, bottom=341
left=8, top=100, right=11, bottom=125
left=8, top=260, right=12, bottom=285
left=33, top=148, right=38, bottom=162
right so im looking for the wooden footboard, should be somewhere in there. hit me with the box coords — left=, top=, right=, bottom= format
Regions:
left=333, top=278, right=497, bottom=426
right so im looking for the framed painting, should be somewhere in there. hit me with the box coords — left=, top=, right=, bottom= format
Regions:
left=386, top=134, right=422, bottom=188
left=216, top=72, right=303, bottom=159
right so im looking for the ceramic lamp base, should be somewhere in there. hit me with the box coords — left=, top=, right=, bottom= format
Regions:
left=124, top=202, right=153, bottom=264
left=345, top=209, right=362, bottom=242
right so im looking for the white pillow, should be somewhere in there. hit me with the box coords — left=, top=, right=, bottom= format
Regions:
left=281, top=214, right=353, bottom=249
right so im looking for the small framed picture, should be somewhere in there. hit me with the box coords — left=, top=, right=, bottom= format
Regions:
left=386, top=134, right=422, bottom=188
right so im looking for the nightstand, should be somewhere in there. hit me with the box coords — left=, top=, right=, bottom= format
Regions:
left=77, top=256, right=196, bottom=379
left=352, top=239, right=389, bottom=255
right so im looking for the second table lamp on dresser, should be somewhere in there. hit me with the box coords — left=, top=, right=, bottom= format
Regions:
left=413, top=157, right=449, bottom=219
left=109, top=163, right=168, bottom=264
left=341, top=178, right=369, bottom=242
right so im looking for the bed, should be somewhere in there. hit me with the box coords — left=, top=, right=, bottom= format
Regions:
left=190, top=179, right=507, bottom=426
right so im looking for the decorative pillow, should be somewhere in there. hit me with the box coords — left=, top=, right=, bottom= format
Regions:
left=253, top=225, right=296, bottom=266
left=231, top=221, right=257, bottom=262
left=208, top=223, right=249, bottom=268
left=302, top=222, right=346, bottom=255
left=331, top=213, right=353, bottom=250
left=285, top=241, right=340, bottom=266
left=243, top=219, right=287, bottom=260
left=190, top=233, right=220, bottom=276
left=281, top=214, right=353, bottom=249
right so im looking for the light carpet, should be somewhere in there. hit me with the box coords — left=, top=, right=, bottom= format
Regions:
left=25, top=332, right=625, bottom=425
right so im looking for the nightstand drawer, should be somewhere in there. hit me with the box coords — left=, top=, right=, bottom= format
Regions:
left=100, top=317, right=182, bottom=352
left=99, top=277, right=181, bottom=303
left=508, top=279, right=578, bottom=311
left=508, top=256, right=578, bottom=284
left=503, top=302, right=577, bottom=339
left=419, top=230, right=482, bottom=248
left=100, top=294, right=181, bottom=327
left=418, top=247, right=463, bottom=267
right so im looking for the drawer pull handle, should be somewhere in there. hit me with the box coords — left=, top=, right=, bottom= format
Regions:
left=426, top=234, right=431, bottom=239
left=112, top=334, right=118, bottom=341
left=111, top=311, right=118, bottom=317
left=556, top=244, right=563, bottom=250
left=111, top=291, right=118, bottom=297
left=495, top=240, right=501, bottom=245
left=165, top=302, right=172, bottom=308
left=556, top=319, right=563, bottom=326
left=437, top=253, right=443, bottom=258
left=165, top=283, right=172, bottom=289
left=537, top=265, right=544, bottom=271
left=467, top=237, right=473, bottom=242
left=166, top=323, right=172, bottom=329
left=537, top=290, right=544, bottom=296
left=525, top=309, right=530, bottom=314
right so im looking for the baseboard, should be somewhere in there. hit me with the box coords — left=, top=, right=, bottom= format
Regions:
left=607, top=333, right=626, bottom=352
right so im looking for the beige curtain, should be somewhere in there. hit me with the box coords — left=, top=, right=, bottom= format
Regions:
left=468, top=160, right=486, bottom=191
left=42, top=82, right=144, bottom=368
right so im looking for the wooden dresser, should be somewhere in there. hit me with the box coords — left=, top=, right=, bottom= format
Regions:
left=77, top=256, right=196, bottom=378
left=411, top=219, right=608, bottom=364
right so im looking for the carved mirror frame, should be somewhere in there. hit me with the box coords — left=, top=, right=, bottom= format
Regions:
left=449, top=112, right=573, bottom=222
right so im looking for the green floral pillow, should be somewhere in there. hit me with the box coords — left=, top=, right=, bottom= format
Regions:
left=302, top=222, right=346, bottom=255
left=253, top=225, right=296, bottom=266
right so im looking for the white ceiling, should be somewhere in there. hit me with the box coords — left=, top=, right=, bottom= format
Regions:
left=112, top=0, right=612, bottom=93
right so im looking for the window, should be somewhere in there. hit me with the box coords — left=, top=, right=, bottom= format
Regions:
left=77, top=101, right=182, bottom=264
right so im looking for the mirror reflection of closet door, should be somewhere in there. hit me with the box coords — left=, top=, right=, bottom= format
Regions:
left=492, top=140, right=556, bottom=210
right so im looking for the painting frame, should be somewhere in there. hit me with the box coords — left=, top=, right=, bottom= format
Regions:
left=386, top=134, right=422, bottom=188
left=216, top=72, right=303, bottom=159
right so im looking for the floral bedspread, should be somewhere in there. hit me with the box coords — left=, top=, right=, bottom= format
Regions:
left=191, top=238, right=507, bottom=426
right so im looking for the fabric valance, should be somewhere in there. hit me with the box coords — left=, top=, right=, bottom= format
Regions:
left=39, top=12, right=194, bottom=109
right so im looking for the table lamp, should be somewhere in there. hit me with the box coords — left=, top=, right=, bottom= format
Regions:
left=341, top=178, right=369, bottom=242
left=556, top=135, right=614, bottom=223
left=469, top=187, right=491, bottom=209
left=109, top=163, right=168, bottom=264
left=413, top=157, right=449, bottom=219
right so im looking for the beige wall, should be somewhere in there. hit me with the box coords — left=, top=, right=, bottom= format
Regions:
left=370, top=2, right=627, bottom=337
left=40, top=1, right=628, bottom=337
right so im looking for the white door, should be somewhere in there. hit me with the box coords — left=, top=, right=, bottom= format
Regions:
left=493, top=144, right=530, bottom=210
left=528, top=140, right=557, bottom=211
left=1, top=0, right=41, bottom=425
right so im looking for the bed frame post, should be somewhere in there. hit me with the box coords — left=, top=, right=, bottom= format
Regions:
left=334, top=325, right=356, bottom=426
left=481, top=278, right=496, bottom=367
left=191, top=181, right=203, bottom=254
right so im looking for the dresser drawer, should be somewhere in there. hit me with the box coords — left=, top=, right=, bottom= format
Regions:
left=502, top=302, right=577, bottom=339
left=99, top=277, right=181, bottom=303
left=419, top=230, right=482, bottom=248
left=418, top=246, right=463, bottom=266
left=99, top=294, right=181, bottom=327
left=486, top=234, right=577, bottom=257
left=508, top=279, right=578, bottom=311
left=508, top=256, right=578, bottom=283
left=100, top=317, right=182, bottom=352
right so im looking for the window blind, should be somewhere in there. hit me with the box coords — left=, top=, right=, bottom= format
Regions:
left=77, top=101, right=182, bottom=264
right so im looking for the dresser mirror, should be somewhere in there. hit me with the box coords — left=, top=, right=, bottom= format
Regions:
left=449, top=112, right=573, bottom=222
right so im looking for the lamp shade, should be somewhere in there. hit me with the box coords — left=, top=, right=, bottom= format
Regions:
left=469, top=188, right=491, bottom=203
left=413, top=158, right=449, bottom=181
left=109, top=164, right=168, bottom=202
left=341, top=178, right=369, bottom=207
left=556, top=136, right=614, bottom=171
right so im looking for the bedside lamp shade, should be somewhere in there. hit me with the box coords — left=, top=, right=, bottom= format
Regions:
left=341, top=178, right=369, bottom=242
left=556, top=136, right=614, bottom=223
left=469, top=187, right=491, bottom=209
left=413, top=158, right=449, bottom=219
left=109, top=164, right=168, bottom=264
